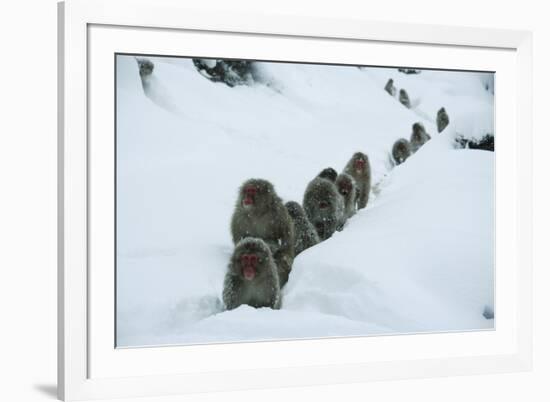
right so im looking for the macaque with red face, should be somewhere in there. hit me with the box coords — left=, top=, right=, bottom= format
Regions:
left=399, top=89, right=411, bottom=108
left=343, top=151, right=372, bottom=209
left=303, top=177, right=345, bottom=241
left=392, top=138, right=412, bottom=165
left=230, top=178, right=295, bottom=286
left=223, top=238, right=281, bottom=310
left=410, top=122, right=431, bottom=153
left=436, top=107, right=450, bottom=133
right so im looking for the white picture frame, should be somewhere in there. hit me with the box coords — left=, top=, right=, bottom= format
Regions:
left=58, top=0, right=533, bottom=400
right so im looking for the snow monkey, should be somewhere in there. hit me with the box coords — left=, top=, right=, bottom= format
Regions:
left=303, top=177, right=345, bottom=241
left=410, top=122, right=431, bottom=153
left=335, top=173, right=358, bottom=221
left=230, top=178, right=295, bottom=286
left=399, top=89, right=411, bottom=108
left=317, top=167, right=338, bottom=183
left=343, top=151, right=372, bottom=210
left=136, top=58, right=154, bottom=78
left=384, top=78, right=396, bottom=96
left=437, top=107, right=450, bottom=133
left=223, top=238, right=281, bottom=310
left=392, top=138, right=412, bottom=165
left=285, top=201, right=320, bottom=256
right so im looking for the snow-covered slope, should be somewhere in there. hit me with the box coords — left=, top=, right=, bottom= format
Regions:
left=116, top=56, right=494, bottom=347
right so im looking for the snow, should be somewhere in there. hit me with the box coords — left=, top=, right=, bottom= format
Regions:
left=116, top=56, right=494, bottom=347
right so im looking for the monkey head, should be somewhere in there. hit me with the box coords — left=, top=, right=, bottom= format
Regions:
left=351, top=152, right=368, bottom=174
left=412, top=122, right=426, bottom=135
left=318, top=167, right=338, bottom=182
left=231, top=238, right=273, bottom=281
left=285, top=201, right=304, bottom=220
left=336, top=174, right=355, bottom=197
left=238, top=179, right=275, bottom=210
left=137, top=58, right=154, bottom=78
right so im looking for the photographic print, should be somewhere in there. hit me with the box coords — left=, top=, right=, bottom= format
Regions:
left=115, top=55, right=495, bottom=348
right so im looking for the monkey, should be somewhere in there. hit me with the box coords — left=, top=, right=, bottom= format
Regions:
left=398, top=89, right=411, bottom=108
left=384, top=78, right=396, bottom=96
left=223, top=238, right=281, bottom=310
left=230, top=178, right=295, bottom=286
left=303, top=177, right=345, bottom=241
left=136, top=58, right=154, bottom=78
left=317, top=167, right=338, bottom=182
left=285, top=201, right=320, bottom=256
left=392, top=138, right=412, bottom=165
left=436, top=107, right=450, bottom=133
left=343, top=152, right=372, bottom=210
left=410, top=122, right=431, bottom=153
left=335, top=173, right=358, bottom=221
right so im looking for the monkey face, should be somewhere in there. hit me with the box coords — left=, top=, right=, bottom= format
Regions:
left=232, top=239, right=272, bottom=281
left=239, top=179, right=274, bottom=209
left=242, top=185, right=258, bottom=207
left=338, top=180, right=352, bottom=197
left=285, top=202, right=302, bottom=219
left=354, top=158, right=365, bottom=172
left=239, top=253, right=259, bottom=280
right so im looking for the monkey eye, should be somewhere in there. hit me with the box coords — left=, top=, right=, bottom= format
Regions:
left=249, top=255, right=258, bottom=265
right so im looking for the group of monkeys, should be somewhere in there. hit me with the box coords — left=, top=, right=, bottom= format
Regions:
left=222, top=152, right=372, bottom=311
left=220, top=75, right=450, bottom=312
left=385, top=78, right=451, bottom=165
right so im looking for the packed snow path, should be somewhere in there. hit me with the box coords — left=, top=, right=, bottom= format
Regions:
left=116, top=56, right=494, bottom=347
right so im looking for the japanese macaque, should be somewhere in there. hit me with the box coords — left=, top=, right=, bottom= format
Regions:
left=317, top=167, right=338, bottom=182
left=343, top=152, right=371, bottom=209
left=223, top=238, right=281, bottom=310
left=399, top=89, right=411, bottom=108
left=437, top=107, right=450, bottom=133
left=392, top=138, right=412, bottom=165
left=303, top=177, right=345, bottom=241
left=285, top=201, right=320, bottom=256
left=230, top=179, right=295, bottom=286
left=335, top=173, right=357, bottom=221
left=384, top=78, right=396, bottom=96
left=410, top=122, right=431, bottom=153
left=136, top=58, right=154, bottom=78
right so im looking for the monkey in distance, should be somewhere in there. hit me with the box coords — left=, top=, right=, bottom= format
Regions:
left=317, top=167, right=338, bottom=182
left=437, top=107, right=450, bottom=133
left=399, top=89, right=411, bottom=108
left=136, top=58, right=154, bottom=78
left=285, top=201, right=320, bottom=256
left=392, top=138, right=412, bottom=165
left=223, top=238, right=281, bottom=310
left=303, top=177, right=345, bottom=241
left=343, top=151, right=371, bottom=210
left=230, top=178, right=295, bottom=286
left=410, top=122, right=431, bottom=153
left=335, top=173, right=357, bottom=221
left=384, top=78, right=396, bottom=96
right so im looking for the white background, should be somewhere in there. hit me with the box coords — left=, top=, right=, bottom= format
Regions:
left=0, top=0, right=546, bottom=401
